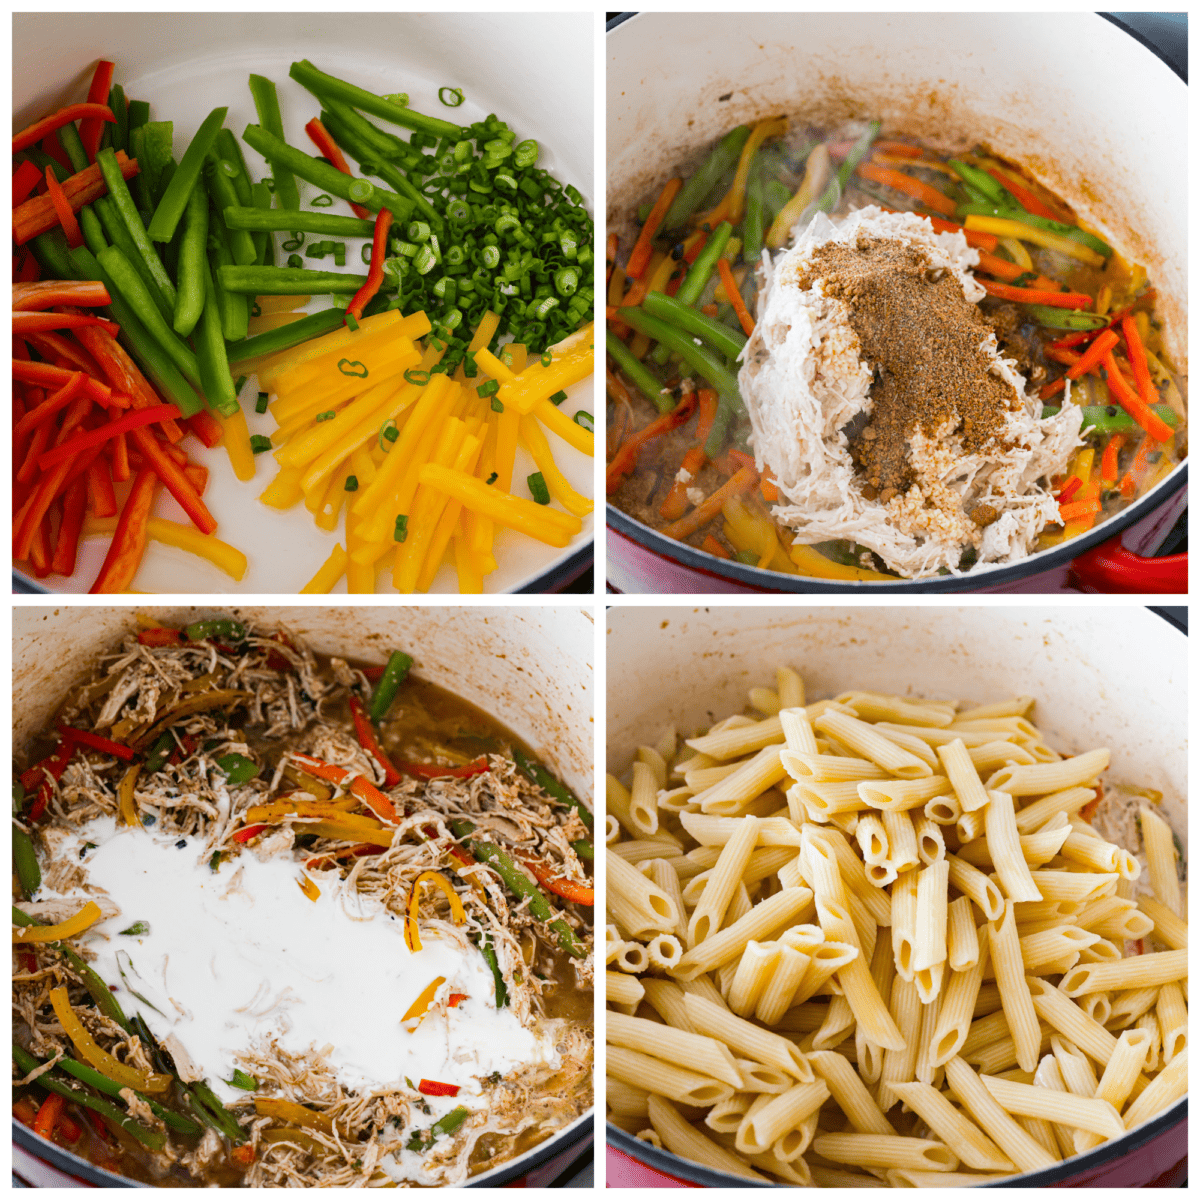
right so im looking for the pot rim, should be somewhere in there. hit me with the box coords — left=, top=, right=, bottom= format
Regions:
left=607, top=1090, right=1185, bottom=1187
left=605, top=10, right=1187, bottom=593
left=13, top=1108, right=593, bottom=1188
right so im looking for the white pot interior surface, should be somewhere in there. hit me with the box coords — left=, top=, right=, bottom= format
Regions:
left=14, top=605, right=595, bottom=801
left=14, top=12, right=594, bottom=594
left=608, top=607, right=1185, bottom=851
left=608, top=11, right=1186, bottom=370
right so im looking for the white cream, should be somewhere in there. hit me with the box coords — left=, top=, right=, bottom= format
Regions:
left=61, top=818, right=554, bottom=1107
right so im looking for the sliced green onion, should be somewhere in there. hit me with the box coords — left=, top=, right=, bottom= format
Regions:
left=119, top=921, right=150, bottom=936
left=394, top=514, right=409, bottom=542
left=439, top=87, right=465, bottom=108
left=476, top=379, right=499, bottom=397
left=491, top=397, right=504, bottom=412
left=227, top=1069, right=258, bottom=1091
left=249, top=435, right=272, bottom=454
left=527, top=472, right=550, bottom=505
left=316, top=410, right=336, bottom=421
left=404, top=369, right=430, bottom=386
left=345, top=475, right=359, bottom=492
left=549, top=389, right=568, bottom=405
left=310, top=194, right=333, bottom=207
left=573, top=410, right=593, bottom=432
left=486, top=471, right=498, bottom=485
left=540, top=350, right=553, bottom=368
left=255, top=392, right=269, bottom=414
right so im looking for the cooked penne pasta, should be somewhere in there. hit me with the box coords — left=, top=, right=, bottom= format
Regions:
left=607, top=672, right=1186, bottom=1186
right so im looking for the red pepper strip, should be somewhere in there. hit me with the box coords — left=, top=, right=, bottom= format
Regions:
left=856, top=162, right=958, bottom=217
left=57, top=724, right=136, bottom=761
left=15, top=248, right=41, bottom=282
left=694, top=387, right=719, bottom=447
left=517, top=855, right=594, bottom=906
left=52, top=474, right=88, bottom=577
left=28, top=511, right=54, bottom=577
left=13, top=359, right=111, bottom=405
left=128, top=425, right=217, bottom=534
left=1065, top=328, right=1120, bottom=380
left=67, top=318, right=176, bottom=437
left=397, top=756, right=489, bottom=780
left=305, top=843, right=380, bottom=870
left=716, top=257, right=755, bottom=336
left=981, top=166, right=1063, bottom=221
left=108, top=412, right=131, bottom=483
left=21, top=736, right=76, bottom=822
left=185, top=408, right=224, bottom=448
left=11, top=369, right=90, bottom=445
left=13, top=159, right=43, bottom=207
left=44, top=166, right=84, bottom=248
left=290, top=753, right=398, bottom=822
left=659, top=445, right=707, bottom=521
left=1055, top=475, right=1083, bottom=503
left=40, top=131, right=73, bottom=175
left=448, top=993, right=467, bottom=1008
left=56, top=1110, right=83, bottom=1143
left=361, top=664, right=386, bottom=682
left=978, top=278, right=1093, bottom=309
left=24, top=330, right=109, bottom=383
left=348, top=695, right=402, bottom=786
left=627, top=177, right=683, bottom=279
left=347, top=208, right=393, bottom=322
left=37, top=404, right=181, bottom=472
left=304, top=119, right=370, bottom=218
left=1046, top=291, right=1157, bottom=350
left=1119, top=314, right=1163, bottom=419
left=86, top=458, right=119, bottom=518
left=12, top=151, right=140, bottom=246
left=14, top=281, right=112, bottom=311
left=417, top=1079, right=461, bottom=1098
left=89, top=465, right=157, bottom=593
left=78, top=61, right=116, bottom=163
left=13, top=443, right=104, bottom=562
left=606, top=389, right=699, bottom=493
left=232, top=823, right=269, bottom=844
left=12, top=103, right=116, bottom=155
left=1057, top=497, right=1101, bottom=522
left=12, top=312, right=118, bottom=336
left=1038, top=377, right=1066, bottom=401
left=264, top=631, right=295, bottom=673
left=15, top=423, right=53, bottom=486
left=1099, top=350, right=1173, bottom=443
left=136, top=626, right=184, bottom=647
left=32, top=1091, right=67, bottom=1140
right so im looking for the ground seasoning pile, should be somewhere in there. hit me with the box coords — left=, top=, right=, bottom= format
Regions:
left=798, top=234, right=1021, bottom=518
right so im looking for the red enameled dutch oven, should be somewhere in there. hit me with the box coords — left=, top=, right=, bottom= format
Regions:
left=606, top=12, right=1187, bottom=594
left=13, top=605, right=594, bottom=1188
left=605, top=605, right=1187, bottom=1187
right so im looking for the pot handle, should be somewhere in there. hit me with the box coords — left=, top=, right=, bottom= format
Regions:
left=1069, top=536, right=1187, bottom=593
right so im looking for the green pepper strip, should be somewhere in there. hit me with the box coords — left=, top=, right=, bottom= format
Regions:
left=184, top=617, right=246, bottom=642
left=216, top=753, right=260, bottom=785
left=368, top=650, right=414, bottom=723
left=479, top=934, right=508, bottom=1008
left=195, top=261, right=240, bottom=415
left=642, top=291, right=747, bottom=363
left=955, top=203, right=1113, bottom=258
left=13, top=824, right=41, bottom=898
left=1024, top=305, right=1109, bottom=332
left=407, top=1103, right=470, bottom=1150
left=742, top=163, right=765, bottom=265
left=621, top=307, right=743, bottom=421
left=218, top=263, right=369, bottom=296
left=147, top=106, right=228, bottom=243
left=223, top=206, right=375, bottom=238
left=511, top=746, right=594, bottom=833
left=172, top=175, right=209, bottom=337
left=249, top=74, right=300, bottom=213
left=143, top=731, right=175, bottom=774
left=449, top=819, right=586, bottom=959
left=649, top=220, right=734, bottom=367
left=289, top=59, right=465, bottom=142
left=946, top=158, right=1007, bottom=204
left=663, top=126, right=751, bottom=231
left=605, top=330, right=672, bottom=415
left=226, top=307, right=347, bottom=364
left=1041, top=403, right=1179, bottom=436
left=13, top=1044, right=166, bottom=1151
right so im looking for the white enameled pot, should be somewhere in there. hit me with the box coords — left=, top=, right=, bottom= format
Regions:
left=606, top=604, right=1187, bottom=1187
left=13, top=604, right=594, bottom=1187
left=13, top=12, right=593, bottom=595
left=606, top=12, right=1187, bottom=594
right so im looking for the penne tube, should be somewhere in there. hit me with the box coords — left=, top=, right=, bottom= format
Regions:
left=1122, top=1044, right=1186, bottom=1130
left=647, top=933, right=684, bottom=971
left=680, top=812, right=802, bottom=847
left=728, top=940, right=780, bottom=1017
left=930, top=941, right=989, bottom=1067
left=606, top=970, right=645, bottom=1006
left=946, top=897, right=979, bottom=972
left=1027, top=869, right=1117, bottom=903
left=686, top=715, right=785, bottom=761
left=635, top=744, right=668, bottom=788
left=835, top=692, right=955, bottom=728
left=888, top=1080, right=1013, bottom=1172
left=755, top=945, right=811, bottom=1026
left=647, top=1094, right=767, bottom=1181
left=688, top=814, right=759, bottom=946
left=980, top=1074, right=1124, bottom=1138
left=1137, top=896, right=1187, bottom=951
left=783, top=750, right=885, bottom=781
left=628, top=760, right=661, bottom=836
left=984, top=790, right=1042, bottom=902
left=986, top=748, right=1109, bottom=797
left=943, top=1056, right=1057, bottom=1172
left=936, top=737, right=990, bottom=812
left=912, top=860, right=949, bottom=976
left=1060, top=949, right=1187, bottom=997
left=608, top=1044, right=734, bottom=1107
left=988, top=901, right=1040, bottom=1073
left=738, top=1080, right=829, bottom=1154
left=815, top=711, right=933, bottom=779
left=857, top=776, right=951, bottom=812
left=734, top=1059, right=792, bottom=1094
left=1138, top=805, right=1182, bottom=917
left=945, top=853, right=1004, bottom=921
left=683, top=992, right=815, bottom=1080
left=1012, top=786, right=1097, bottom=834
left=704, top=1092, right=755, bottom=1132
left=608, top=848, right=680, bottom=935
left=776, top=667, right=805, bottom=710
left=609, top=1011, right=744, bottom=1087
left=812, top=1133, right=958, bottom=1173
left=692, top=747, right=789, bottom=816
left=1155, top=981, right=1187, bottom=1063
left=606, top=1075, right=651, bottom=1116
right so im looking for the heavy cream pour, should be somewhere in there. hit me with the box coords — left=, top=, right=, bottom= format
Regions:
left=63, top=818, right=552, bottom=1107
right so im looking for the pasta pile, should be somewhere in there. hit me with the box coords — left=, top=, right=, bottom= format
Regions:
left=605, top=670, right=1187, bottom=1186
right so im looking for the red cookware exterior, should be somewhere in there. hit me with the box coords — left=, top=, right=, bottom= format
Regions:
left=606, top=12, right=1187, bottom=594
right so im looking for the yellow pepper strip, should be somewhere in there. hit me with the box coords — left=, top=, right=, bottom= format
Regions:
left=474, top=347, right=517, bottom=385
left=394, top=427, right=477, bottom=592
left=454, top=531, right=483, bottom=593
left=297, top=874, right=321, bottom=902
left=259, top=1127, right=325, bottom=1154
left=49, top=986, right=172, bottom=1094
left=288, top=819, right=393, bottom=847
left=532, top=396, right=593, bottom=456
left=256, top=294, right=311, bottom=315
left=402, top=976, right=447, bottom=1023
left=418, top=464, right=581, bottom=546
left=279, top=371, right=407, bottom=470
left=272, top=342, right=421, bottom=429
left=607, top=263, right=626, bottom=308
left=721, top=497, right=796, bottom=574
left=997, top=236, right=1033, bottom=272
left=118, top=764, right=141, bottom=826
left=349, top=441, right=377, bottom=488
left=246, top=310, right=308, bottom=337
left=506, top=344, right=528, bottom=373
left=646, top=251, right=680, bottom=300
left=254, top=1097, right=336, bottom=1136
left=247, top=309, right=405, bottom=387
left=260, top=466, right=304, bottom=510
left=496, top=322, right=594, bottom=416
left=14, top=901, right=103, bottom=944
left=258, top=310, right=404, bottom=392
left=313, top=460, right=354, bottom=531
left=766, top=142, right=832, bottom=249
left=493, top=408, right=520, bottom=492
left=81, top=518, right=248, bottom=581
left=519, top=415, right=592, bottom=518
left=216, top=410, right=256, bottom=481
left=280, top=766, right=336, bottom=803
left=300, top=543, right=347, bottom=593
left=453, top=310, right=501, bottom=383
left=962, top=215, right=1105, bottom=267
left=416, top=435, right=485, bottom=592
left=404, top=871, right=467, bottom=953
left=695, top=116, right=788, bottom=228
left=350, top=374, right=453, bottom=528
left=788, top=541, right=896, bottom=582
